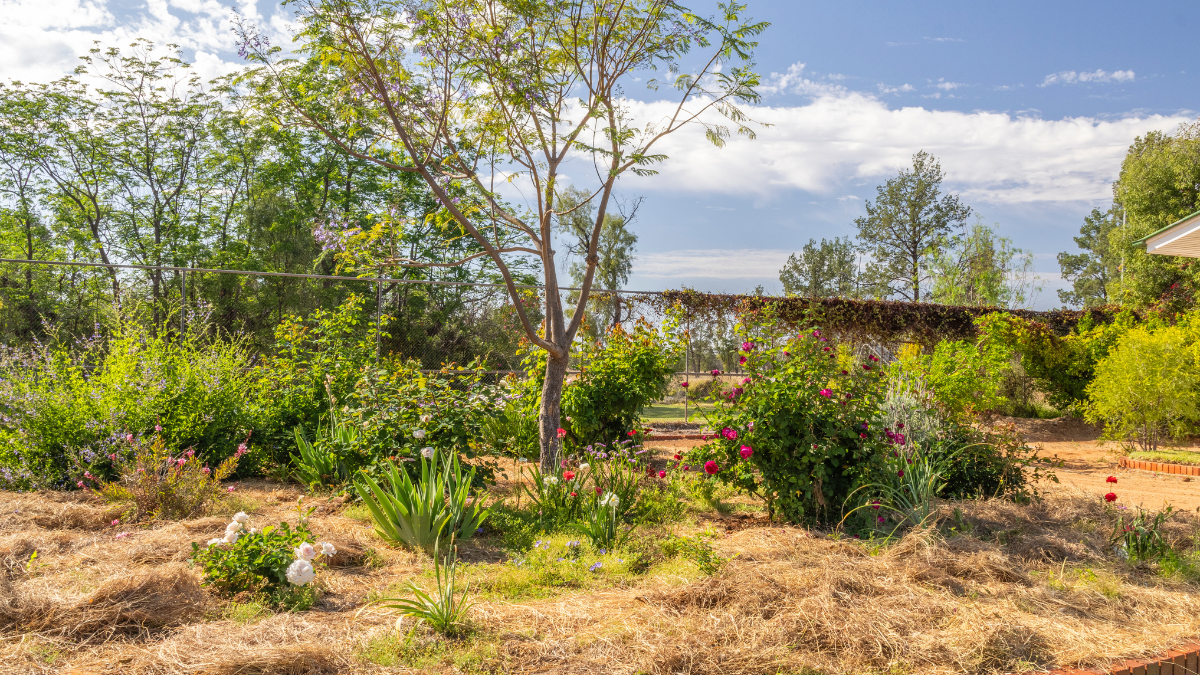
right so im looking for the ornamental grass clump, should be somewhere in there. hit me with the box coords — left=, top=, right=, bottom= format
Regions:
left=79, top=431, right=244, bottom=521
left=378, top=542, right=473, bottom=637
left=191, top=501, right=336, bottom=609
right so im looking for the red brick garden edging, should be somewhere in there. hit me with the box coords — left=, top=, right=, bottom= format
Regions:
left=1119, top=456, right=1200, bottom=476
left=1022, top=641, right=1200, bottom=674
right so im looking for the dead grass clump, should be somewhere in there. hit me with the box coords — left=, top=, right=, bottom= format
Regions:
left=0, top=564, right=207, bottom=639
left=30, top=501, right=121, bottom=531
left=206, top=645, right=339, bottom=675
left=323, top=538, right=367, bottom=568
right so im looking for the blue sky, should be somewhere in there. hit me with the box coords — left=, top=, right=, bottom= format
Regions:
left=1, top=0, right=1195, bottom=307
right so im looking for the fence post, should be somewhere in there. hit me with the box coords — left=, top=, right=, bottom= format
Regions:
left=684, top=315, right=690, bottom=423
left=375, top=279, right=382, bottom=361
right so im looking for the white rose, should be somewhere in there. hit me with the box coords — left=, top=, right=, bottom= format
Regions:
left=578, top=463, right=590, bottom=471
left=320, top=542, right=337, bottom=557
left=413, top=429, right=426, bottom=439
left=420, top=414, right=432, bottom=423
left=223, top=530, right=240, bottom=544
left=207, top=538, right=223, bottom=546
left=286, top=559, right=315, bottom=585
left=226, top=521, right=242, bottom=534
left=295, top=542, right=317, bottom=561
left=232, top=512, right=249, bottom=524
left=420, top=447, right=435, bottom=459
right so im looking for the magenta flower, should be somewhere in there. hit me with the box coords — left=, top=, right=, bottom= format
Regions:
left=897, top=470, right=905, bottom=478
left=871, top=500, right=880, bottom=510
left=877, top=516, right=885, bottom=523
left=721, top=428, right=737, bottom=440
left=703, top=460, right=719, bottom=475
left=711, top=369, right=721, bottom=376
left=742, top=377, right=751, bottom=384
left=739, top=355, right=747, bottom=365
left=557, top=427, right=566, bottom=438
left=819, top=388, right=832, bottom=398
left=76, top=481, right=84, bottom=488
left=681, top=381, right=689, bottom=388
left=812, top=329, right=821, bottom=338
left=739, top=445, right=753, bottom=459
left=741, top=341, right=756, bottom=352
left=657, top=470, right=666, bottom=478
left=125, top=434, right=134, bottom=442
left=155, top=425, right=162, bottom=432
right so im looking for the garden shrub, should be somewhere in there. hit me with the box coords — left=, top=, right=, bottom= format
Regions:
left=79, top=432, right=244, bottom=521
left=245, top=294, right=387, bottom=467
left=1085, top=324, right=1200, bottom=451
left=191, top=505, right=337, bottom=609
left=891, top=314, right=1013, bottom=421
left=0, top=317, right=255, bottom=490
left=695, top=310, right=892, bottom=525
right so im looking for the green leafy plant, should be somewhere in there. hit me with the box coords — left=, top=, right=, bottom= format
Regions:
left=82, top=432, right=243, bottom=521
left=662, top=532, right=730, bottom=575
left=378, top=542, right=473, bottom=636
left=517, top=464, right=588, bottom=525
left=1086, top=324, right=1200, bottom=451
left=0, top=316, right=255, bottom=490
left=191, top=503, right=336, bottom=609
left=355, top=453, right=488, bottom=555
left=292, top=381, right=361, bottom=488
left=570, top=492, right=635, bottom=551
left=697, top=308, right=891, bottom=525
left=854, top=445, right=953, bottom=530
left=1111, top=505, right=1174, bottom=563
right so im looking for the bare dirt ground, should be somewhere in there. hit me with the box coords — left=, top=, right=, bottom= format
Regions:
left=990, top=415, right=1200, bottom=514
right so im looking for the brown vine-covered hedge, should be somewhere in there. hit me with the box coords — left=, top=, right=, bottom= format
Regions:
left=650, top=290, right=1127, bottom=345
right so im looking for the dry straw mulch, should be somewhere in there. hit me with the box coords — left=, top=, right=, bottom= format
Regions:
left=1, top=481, right=1199, bottom=674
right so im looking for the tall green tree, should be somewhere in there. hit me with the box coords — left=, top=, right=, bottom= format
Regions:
left=778, top=236, right=856, bottom=297
left=237, top=0, right=767, bottom=471
left=929, top=218, right=1039, bottom=309
left=1109, top=120, right=1200, bottom=310
left=1057, top=206, right=1121, bottom=308
left=854, top=151, right=972, bottom=301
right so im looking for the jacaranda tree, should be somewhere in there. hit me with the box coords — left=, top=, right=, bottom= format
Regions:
left=236, top=0, right=767, bottom=471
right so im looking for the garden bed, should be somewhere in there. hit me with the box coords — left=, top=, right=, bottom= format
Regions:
left=3, top=474, right=1200, bottom=675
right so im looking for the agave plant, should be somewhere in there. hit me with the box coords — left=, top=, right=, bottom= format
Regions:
left=354, top=451, right=489, bottom=556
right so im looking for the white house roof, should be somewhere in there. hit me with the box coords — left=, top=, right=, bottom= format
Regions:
left=1137, top=209, right=1200, bottom=258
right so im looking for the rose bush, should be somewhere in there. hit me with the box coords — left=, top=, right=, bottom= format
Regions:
left=691, top=310, right=892, bottom=525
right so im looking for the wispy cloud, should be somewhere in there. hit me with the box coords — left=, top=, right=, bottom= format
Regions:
left=878, top=83, right=915, bottom=95
left=934, top=79, right=967, bottom=91
left=1040, top=69, right=1136, bottom=87
left=924, top=37, right=966, bottom=43
left=759, top=63, right=848, bottom=98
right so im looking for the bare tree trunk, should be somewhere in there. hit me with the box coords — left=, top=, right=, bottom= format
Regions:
left=538, top=352, right=569, bottom=474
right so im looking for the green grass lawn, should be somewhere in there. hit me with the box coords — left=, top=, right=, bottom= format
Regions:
left=641, top=402, right=713, bottom=423
left=1129, top=448, right=1200, bottom=465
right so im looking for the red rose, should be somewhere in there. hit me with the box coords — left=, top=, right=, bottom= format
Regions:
left=563, top=471, right=576, bottom=481
left=1104, top=492, right=1117, bottom=503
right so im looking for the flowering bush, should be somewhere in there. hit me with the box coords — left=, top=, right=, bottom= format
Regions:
left=191, top=503, right=336, bottom=609
left=695, top=311, right=892, bottom=524
left=0, top=317, right=255, bottom=490
left=78, top=431, right=244, bottom=521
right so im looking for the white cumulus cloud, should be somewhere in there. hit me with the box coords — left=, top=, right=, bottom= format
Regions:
left=608, top=69, right=1191, bottom=205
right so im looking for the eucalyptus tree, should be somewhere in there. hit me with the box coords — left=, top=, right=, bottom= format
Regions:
left=238, top=0, right=767, bottom=470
